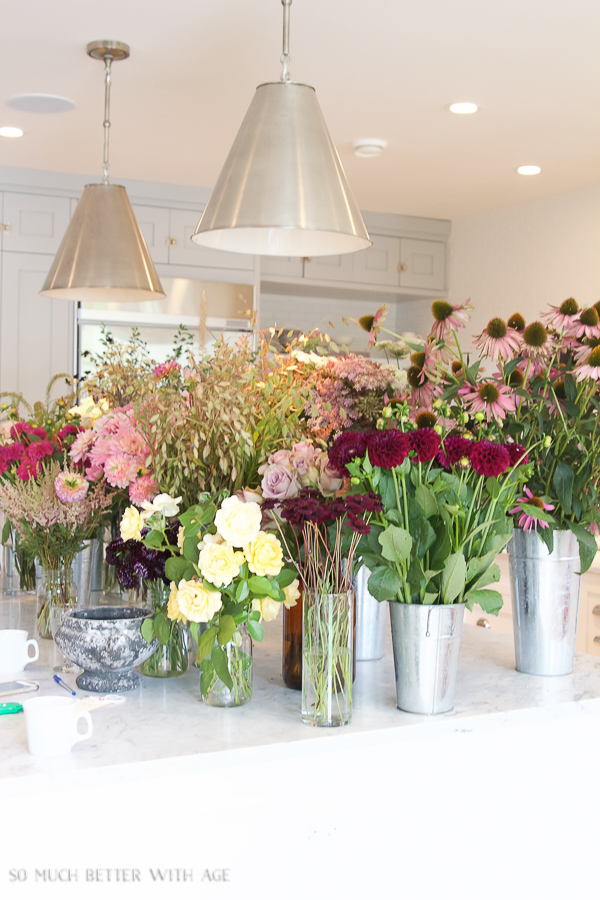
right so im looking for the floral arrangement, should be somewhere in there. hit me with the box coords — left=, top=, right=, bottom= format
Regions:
left=258, top=440, right=344, bottom=503
left=119, top=493, right=298, bottom=702
left=329, top=408, right=530, bottom=613
left=364, top=298, right=600, bottom=571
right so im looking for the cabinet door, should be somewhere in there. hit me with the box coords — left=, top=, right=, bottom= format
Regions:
left=399, top=238, right=446, bottom=291
left=582, top=575, right=600, bottom=656
left=2, top=193, right=71, bottom=254
left=260, top=256, right=304, bottom=278
left=168, top=210, right=255, bottom=271
left=131, top=205, right=170, bottom=265
left=0, top=252, right=75, bottom=404
left=352, top=234, right=400, bottom=286
left=303, top=253, right=353, bottom=282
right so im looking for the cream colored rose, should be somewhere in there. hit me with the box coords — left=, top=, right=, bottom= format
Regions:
left=175, top=579, right=222, bottom=623
left=245, top=531, right=284, bottom=577
left=141, top=493, right=182, bottom=518
left=283, top=578, right=301, bottom=609
left=167, top=582, right=185, bottom=622
left=214, top=496, right=262, bottom=547
left=177, top=527, right=185, bottom=551
left=197, top=532, right=224, bottom=552
left=251, top=597, right=282, bottom=623
left=120, top=506, right=143, bottom=542
left=199, top=541, right=241, bottom=588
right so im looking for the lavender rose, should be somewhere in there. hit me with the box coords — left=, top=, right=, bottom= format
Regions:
left=259, top=463, right=301, bottom=501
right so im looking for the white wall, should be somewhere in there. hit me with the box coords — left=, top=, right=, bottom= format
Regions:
left=449, top=185, right=600, bottom=339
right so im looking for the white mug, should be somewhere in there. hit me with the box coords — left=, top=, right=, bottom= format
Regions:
left=0, top=629, right=39, bottom=676
left=23, top=696, right=93, bottom=757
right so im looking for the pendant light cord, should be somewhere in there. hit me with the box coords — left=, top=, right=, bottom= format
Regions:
left=102, top=54, right=113, bottom=184
left=280, top=0, right=292, bottom=82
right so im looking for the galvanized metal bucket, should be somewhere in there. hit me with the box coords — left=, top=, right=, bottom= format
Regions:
left=389, top=602, right=465, bottom=714
left=354, top=565, right=388, bottom=661
left=508, top=528, right=581, bottom=676
left=72, top=538, right=104, bottom=608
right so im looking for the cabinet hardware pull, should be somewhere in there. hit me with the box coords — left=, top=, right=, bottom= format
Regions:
left=594, top=636, right=600, bottom=644
left=593, top=606, right=600, bottom=616
left=397, top=262, right=407, bottom=272
left=476, top=618, right=490, bottom=628
left=301, top=256, right=312, bottom=264
left=0, top=222, right=11, bottom=232
left=166, top=236, right=177, bottom=247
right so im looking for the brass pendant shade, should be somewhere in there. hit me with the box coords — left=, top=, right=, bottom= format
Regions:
left=191, top=81, right=371, bottom=257
left=40, top=184, right=165, bottom=302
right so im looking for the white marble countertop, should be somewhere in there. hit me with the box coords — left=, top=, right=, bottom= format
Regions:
left=2, top=594, right=600, bottom=790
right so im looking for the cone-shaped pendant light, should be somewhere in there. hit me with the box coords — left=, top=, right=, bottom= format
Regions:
left=192, top=0, right=370, bottom=258
left=40, top=41, right=165, bottom=302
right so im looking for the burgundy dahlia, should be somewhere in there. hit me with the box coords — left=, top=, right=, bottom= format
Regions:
left=469, top=440, right=510, bottom=477
left=409, top=428, right=441, bottom=463
left=328, top=431, right=368, bottom=476
left=437, top=435, right=473, bottom=470
left=365, top=429, right=411, bottom=469
left=506, top=443, right=529, bottom=467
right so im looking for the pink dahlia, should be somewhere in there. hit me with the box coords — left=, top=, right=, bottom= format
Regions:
left=459, top=381, right=516, bottom=423
left=87, top=436, right=113, bottom=468
left=409, top=428, right=441, bottom=463
left=470, top=441, right=510, bottom=478
left=509, top=487, right=555, bottom=532
left=473, top=317, right=521, bottom=361
left=129, top=474, right=159, bottom=505
left=104, top=454, right=139, bottom=489
left=26, top=440, right=55, bottom=462
left=429, top=299, right=472, bottom=342
left=365, top=430, right=411, bottom=469
left=54, top=471, right=89, bottom=503
left=69, top=430, right=96, bottom=464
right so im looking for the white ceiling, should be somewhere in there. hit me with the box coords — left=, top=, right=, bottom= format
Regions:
left=1, top=0, right=600, bottom=221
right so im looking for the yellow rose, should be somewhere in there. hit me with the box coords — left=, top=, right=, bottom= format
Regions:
left=214, top=496, right=262, bottom=547
left=120, top=506, right=143, bottom=542
left=251, top=597, right=282, bottom=623
left=177, top=527, right=185, bottom=551
left=283, top=578, right=301, bottom=609
left=198, top=541, right=240, bottom=588
left=167, top=582, right=185, bottom=622
left=245, top=531, right=284, bottom=577
left=175, top=579, right=222, bottom=623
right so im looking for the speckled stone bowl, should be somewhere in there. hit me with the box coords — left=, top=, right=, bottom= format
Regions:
left=54, top=607, right=159, bottom=692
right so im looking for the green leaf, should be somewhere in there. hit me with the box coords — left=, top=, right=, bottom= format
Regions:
left=183, top=535, right=199, bottom=562
left=517, top=503, right=555, bottom=524
left=275, top=568, right=298, bottom=589
left=412, top=517, right=436, bottom=557
left=200, top=659, right=214, bottom=696
left=1, top=519, right=11, bottom=545
left=378, top=525, right=412, bottom=565
left=468, top=563, right=501, bottom=593
left=465, top=589, right=503, bottom=615
left=553, top=462, right=574, bottom=514
left=422, top=591, right=438, bottom=605
left=415, top=484, right=439, bottom=518
left=217, top=614, right=236, bottom=646
left=248, top=575, right=280, bottom=599
left=235, top=579, right=250, bottom=602
left=441, top=551, right=466, bottom=603
left=211, top=644, right=233, bottom=690
left=247, top=619, right=264, bottom=642
left=196, top=624, right=217, bottom=665
left=154, top=613, right=171, bottom=645
left=569, top=523, right=598, bottom=574
left=165, top=555, right=194, bottom=584
left=367, top=566, right=404, bottom=602
left=141, top=617, right=155, bottom=644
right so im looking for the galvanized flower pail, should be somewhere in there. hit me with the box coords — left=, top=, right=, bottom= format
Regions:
left=354, top=565, right=388, bottom=661
left=389, top=602, right=465, bottom=714
left=508, top=528, right=581, bottom=676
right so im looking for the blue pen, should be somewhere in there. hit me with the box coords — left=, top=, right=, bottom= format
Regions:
left=53, top=674, right=76, bottom=696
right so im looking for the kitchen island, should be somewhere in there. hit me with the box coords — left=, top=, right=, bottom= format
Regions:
left=1, top=594, right=598, bottom=900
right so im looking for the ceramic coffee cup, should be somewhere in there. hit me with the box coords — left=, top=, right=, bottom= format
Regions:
left=23, top=696, right=93, bottom=757
left=0, top=629, right=39, bottom=676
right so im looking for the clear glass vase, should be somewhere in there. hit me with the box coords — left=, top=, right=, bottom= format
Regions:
left=36, top=566, right=78, bottom=640
left=302, top=589, right=354, bottom=727
left=201, top=624, right=253, bottom=707
left=138, top=580, right=189, bottom=678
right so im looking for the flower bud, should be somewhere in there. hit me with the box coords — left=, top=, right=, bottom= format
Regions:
left=382, top=407, right=393, bottom=418
left=376, top=418, right=384, bottom=429
left=351, top=477, right=360, bottom=485
left=544, top=435, right=552, bottom=448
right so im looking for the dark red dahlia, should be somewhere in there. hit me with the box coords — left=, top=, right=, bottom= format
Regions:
left=438, top=435, right=473, bottom=470
left=470, top=440, right=510, bottom=477
left=506, top=443, right=529, bottom=467
left=409, top=428, right=441, bottom=463
left=365, top=429, right=411, bottom=469
left=328, top=431, right=368, bottom=476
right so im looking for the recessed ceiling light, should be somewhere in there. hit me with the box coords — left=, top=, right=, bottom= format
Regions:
left=449, top=102, right=478, bottom=114
left=0, top=127, right=23, bottom=138
left=352, top=138, right=387, bottom=158
left=7, top=93, right=75, bottom=114
left=517, top=165, right=541, bottom=175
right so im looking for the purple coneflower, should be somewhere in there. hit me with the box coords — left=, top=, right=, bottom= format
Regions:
left=359, top=305, right=388, bottom=347
left=406, top=366, right=436, bottom=411
left=429, top=299, right=472, bottom=342
left=520, top=321, right=550, bottom=359
left=574, top=344, right=600, bottom=382
left=565, top=307, right=600, bottom=340
left=542, top=297, right=580, bottom=331
left=473, top=317, right=522, bottom=361
left=459, top=381, right=516, bottom=423
left=509, top=487, right=555, bottom=532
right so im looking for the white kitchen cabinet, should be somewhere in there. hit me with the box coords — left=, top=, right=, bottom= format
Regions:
left=0, top=251, right=75, bottom=404
left=2, top=192, right=71, bottom=255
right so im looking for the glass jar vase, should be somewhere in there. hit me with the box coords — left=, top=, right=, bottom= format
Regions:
left=138, top=580, right=188, bottom=678
left=302, top=589, right=354, bottom=727
left=201, top=624, right=253, bottom=707
left=37, top=566, right=77, bottom=640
